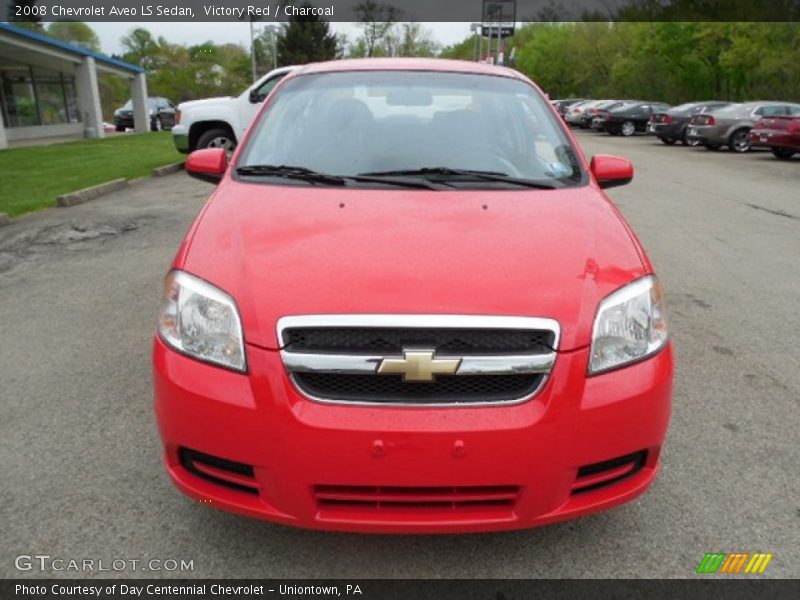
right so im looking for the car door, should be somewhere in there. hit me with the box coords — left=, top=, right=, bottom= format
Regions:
left=635, top=104, right=651, bottom=125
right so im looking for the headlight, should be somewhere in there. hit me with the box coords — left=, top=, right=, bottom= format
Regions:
left=157, top=270, right=246, bottom=372
left=588, top=275, right=668, bottom=375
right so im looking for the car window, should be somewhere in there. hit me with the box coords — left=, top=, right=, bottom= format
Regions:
left=671, top=102, right=697, bottom=114
left=758, top=105, right=784, bottom=117
left=788, top=105, right=800, bottom=115
left=253, top=74, right=287, bottom=102
left=239, top=71, right=584, bottom=188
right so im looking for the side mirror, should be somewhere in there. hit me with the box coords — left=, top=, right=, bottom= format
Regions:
left=249, top=89, right=265, bottom=103
left=590, top=154, right=633, bottom=189
left=186, top=148, right=228, bottom=183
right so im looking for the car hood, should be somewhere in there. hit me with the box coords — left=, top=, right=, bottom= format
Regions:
left=180, top=181, right=647, bottom=351
left=178, top=96, right=233, bottom=111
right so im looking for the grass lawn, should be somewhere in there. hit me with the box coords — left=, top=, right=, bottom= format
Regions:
left=0, top=132, right=182, bottom=217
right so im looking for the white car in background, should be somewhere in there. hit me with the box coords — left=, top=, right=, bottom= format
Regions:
left=172, top=66, right=296, bottom=153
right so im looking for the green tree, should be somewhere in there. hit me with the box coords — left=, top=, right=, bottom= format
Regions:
left=276, top=5, right=337, bottom=66
left=46, top=21, right=100, bottom=51
left=121, top=27, right=159, bottom=69
left=353, top=0, right=402, bottom=57
left=397, top=23, right=439, bottom=57
left=440, top=35, right=477, bottom=61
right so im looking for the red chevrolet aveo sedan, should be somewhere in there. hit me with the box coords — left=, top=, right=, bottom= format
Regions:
left=154, top=59, right=673, bottom=533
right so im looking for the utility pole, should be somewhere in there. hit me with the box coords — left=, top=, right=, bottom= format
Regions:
left=249, top=18, right=258, bottom=83
left=264, top=24, right=279, bottom=70
left=470, top=23, right=481, bottom=62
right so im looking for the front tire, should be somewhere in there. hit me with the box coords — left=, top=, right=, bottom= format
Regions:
left=620, top=121, right=636, bottom=137
left=771, top=147, right=796, bottom=160
left=196, top=128, right=236, bottom=153
left=729, top=128, right=751, bottom=153
left=151, top=117, right=163, bottom=132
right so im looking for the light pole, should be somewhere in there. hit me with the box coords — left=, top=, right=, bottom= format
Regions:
left=263, top=24, right=280, bottom=70
left=249, top=18, right=258, bottom=83
left=470, top=22, right=481, bottom=62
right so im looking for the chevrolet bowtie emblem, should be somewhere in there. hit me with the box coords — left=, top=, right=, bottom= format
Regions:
left=376, top=350, right=461, bottom=382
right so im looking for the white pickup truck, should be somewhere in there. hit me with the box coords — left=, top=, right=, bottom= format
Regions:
left=172, top=66, right=296, bottom=154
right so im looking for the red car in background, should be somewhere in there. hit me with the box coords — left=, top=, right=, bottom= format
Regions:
left=153, top=59, right=673, bottom=533
left=750, top=113, right=800, bottom=159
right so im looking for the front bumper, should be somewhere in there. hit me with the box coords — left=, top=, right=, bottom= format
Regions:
left=153, top=337, right=672, bottom=533
left=172, top=125, right=190, bottom=153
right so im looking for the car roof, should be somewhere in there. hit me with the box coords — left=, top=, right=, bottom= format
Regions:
left=293, top=58, right=528, bottom=82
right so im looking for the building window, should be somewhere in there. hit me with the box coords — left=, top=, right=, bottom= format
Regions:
left=0, top=63, right=81, bottom=127
left=0, top=65, right=38, bottom=127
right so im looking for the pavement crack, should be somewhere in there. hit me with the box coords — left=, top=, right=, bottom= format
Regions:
left=745, top=203, right=799, bottom=221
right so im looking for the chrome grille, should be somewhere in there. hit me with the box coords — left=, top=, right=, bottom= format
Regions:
left=278, top=315, right=559, bottom=406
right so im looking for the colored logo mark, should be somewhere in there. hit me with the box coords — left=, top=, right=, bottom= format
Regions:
left=696, top=552, right=773, bottom=574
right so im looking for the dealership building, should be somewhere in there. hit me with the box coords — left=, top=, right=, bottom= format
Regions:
left=0, top=22, right=148, bottom=149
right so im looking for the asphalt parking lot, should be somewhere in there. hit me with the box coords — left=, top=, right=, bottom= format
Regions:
left=1, top=132, right=798, bottom=579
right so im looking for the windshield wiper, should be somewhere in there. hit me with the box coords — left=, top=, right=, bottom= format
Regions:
left=359, top=167, right=557, bottom=189
left=236, top=164, right=346, bottom=186
left=236, top=164, right=442, bottom=189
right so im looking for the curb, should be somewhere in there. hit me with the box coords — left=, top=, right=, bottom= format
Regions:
left=56, top=179, right=128, bottom=207
left=2, top=160, right=187, bottom=225
left=53, top=161, right=186, bottom=209
left=152, top=161, right=185, bottom=177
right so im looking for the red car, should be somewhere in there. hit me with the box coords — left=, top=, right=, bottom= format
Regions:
left=749, top=113, right=800, bottom=159
left=153, top=59, right=673, bottom=533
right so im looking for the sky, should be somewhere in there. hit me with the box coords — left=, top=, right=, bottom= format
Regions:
left=92, top=22, right=474, bottom=56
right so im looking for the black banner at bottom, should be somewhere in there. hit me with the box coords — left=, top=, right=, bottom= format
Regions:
left=3, top=579, right=800, bottom=600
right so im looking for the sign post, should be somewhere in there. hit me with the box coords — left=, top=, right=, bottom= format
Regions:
left=481, top=0, right=516, bottom=62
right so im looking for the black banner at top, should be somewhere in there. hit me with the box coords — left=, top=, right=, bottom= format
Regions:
left=3, top=0, right=800, bottom=22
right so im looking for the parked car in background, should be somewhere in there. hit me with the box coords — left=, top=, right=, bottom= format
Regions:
left=604, top=102, right=672, bottom=136
left=591, top=100, right=639, bottom=131
left=552, top=98, right=584, bottom=120
left=749, top=110, right=800, bottom=159
left=686, top=101, right=800, bottom=152
left=565, top=100, right=598, bottom=127
left=157, top=58, right=672, bottom=533
left=114, top=97, right=176, bottom=132
left=648, top=101, right=733, bottom=145
left=172, top=66, right=296, bottom=153
left=575, top=100, right=616, bottom=129
left=581, top=100, right=620, bottom=129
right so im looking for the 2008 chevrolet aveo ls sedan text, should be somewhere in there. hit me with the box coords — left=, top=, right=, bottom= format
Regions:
left=153, top=58, right=673, bottom=533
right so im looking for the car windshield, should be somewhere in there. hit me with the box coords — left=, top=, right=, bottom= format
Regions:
left=237, top=70, right=584, bottom=188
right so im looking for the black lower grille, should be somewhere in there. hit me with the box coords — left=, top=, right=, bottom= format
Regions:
left=282, top=327, right=555, bottom=355
left=571, top=450, right=648, bottom=495
left=178, top=448, right=258, bottom=495
left=293, top=372, right=544, bottom=404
